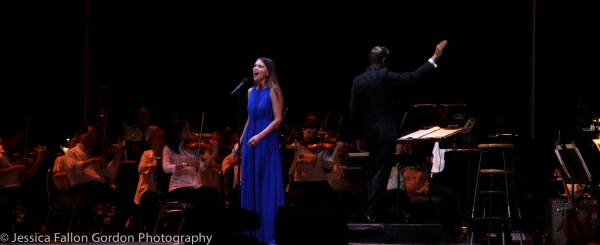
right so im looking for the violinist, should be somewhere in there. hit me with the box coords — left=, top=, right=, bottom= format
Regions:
left=197, top=132, right=224, bottom=196
left=0, top=124, right=46, bottom=234
left=52, top=132, right=80, bottom=210
left=64, top=123, right=133, bottom=236
left=162, top=118, right=221, bottom=232
left=286, top=117, right=343, bottom=206
left=325, top=132, right=353, bottom=220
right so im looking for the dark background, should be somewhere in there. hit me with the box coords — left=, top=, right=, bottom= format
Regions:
left=2, top=2, right=597, bottom=175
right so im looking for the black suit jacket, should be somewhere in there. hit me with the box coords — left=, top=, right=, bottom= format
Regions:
left=349, top=61, right=435, bottom=145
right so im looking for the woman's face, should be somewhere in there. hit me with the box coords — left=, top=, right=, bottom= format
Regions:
left=302, top=127, right=318, bottom=143
left=68, top=136, right=81, bottom=148
left=179, top=122, right=191, bottom=142
left=152, top=133, right=166, bottom=151
left=253, top=59, right=268, bottom=83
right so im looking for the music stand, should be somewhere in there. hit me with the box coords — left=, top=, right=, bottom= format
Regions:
left=555, top=142, right=592, bottom=185
left=114, top=160, right=140, bottom=197
left=343, top=152, right=370, bottom=179
left=343, top=152, right=370, bottom=222
left=554, top=141, right=592, bottom=244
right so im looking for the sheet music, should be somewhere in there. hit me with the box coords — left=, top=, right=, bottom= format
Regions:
left=400, top=126, right=441, bottom=139
left=423, top=128, right=461, bottom=138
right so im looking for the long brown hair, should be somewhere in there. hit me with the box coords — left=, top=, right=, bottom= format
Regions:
left=254, top=57, right=283, bottom=103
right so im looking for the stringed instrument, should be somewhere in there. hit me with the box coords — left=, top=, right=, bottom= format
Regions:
left=555, top=168, right=593, bottom=244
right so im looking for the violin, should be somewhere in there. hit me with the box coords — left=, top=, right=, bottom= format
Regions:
left=185, top=134, right=213, bottom=152
left=7, top=147, right=37, bottom=163
left=89, top=142, right=119, bottom=159
left=306, top=130, right=354, bottom=151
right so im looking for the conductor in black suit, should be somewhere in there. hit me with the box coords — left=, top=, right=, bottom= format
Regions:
left=349, top=40, right=448, bottom=222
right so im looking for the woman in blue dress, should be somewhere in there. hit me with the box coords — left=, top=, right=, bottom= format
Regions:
left=234, top=57, right=285, bottom=244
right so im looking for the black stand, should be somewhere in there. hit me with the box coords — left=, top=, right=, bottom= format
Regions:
left=237, top=90, right=242, bottom=209
left=396, top=162, right=401, bottom=224
left=567, top=164, right=579, bottom=245
left=345, top=152, right=371, bottom=223
left=466, top=136, right=473, bottom=238
left=556, top=142, right=591, bottom=244
left=231, top=79, right=248, bottom=209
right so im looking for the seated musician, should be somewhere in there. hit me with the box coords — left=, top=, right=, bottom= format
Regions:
left=133, top=126, right=165, bottom=232
left=162, top=117, right=220, bottom=202
left=197, top=131, right=226, bottom=198
left=220, top=142, right=239, bottom=207
left=120, top=107, right=157, bottom=161
left=64, top=123, right=133, bottom=236
left=383, top=147, right=413, bottom=223
left=325, top=134, right=352, bottom=219
left=286, top=117, right=343, bottom=206
left=398, top=143, right=462, bottom=234
left=0, top=124, right=47, bottom=234
left=53, top=132, right=80, bottom=210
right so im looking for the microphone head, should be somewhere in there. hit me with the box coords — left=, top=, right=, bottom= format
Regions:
left=242, top=77, right=250, bottom=84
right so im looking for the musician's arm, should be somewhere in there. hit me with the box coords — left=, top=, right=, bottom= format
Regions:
left=138, top=152, right=153, bottom=175
left=25, top=150, right=45, bottom=180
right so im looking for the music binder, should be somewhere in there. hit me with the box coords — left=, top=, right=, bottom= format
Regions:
left=397, top=126, right=462, bottom=144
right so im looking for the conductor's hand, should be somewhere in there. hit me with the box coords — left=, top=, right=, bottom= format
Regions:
left=431, top=40, right=448, bottom=62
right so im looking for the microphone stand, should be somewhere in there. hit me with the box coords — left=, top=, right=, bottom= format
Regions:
left=231, top=79, right=248, bottom=209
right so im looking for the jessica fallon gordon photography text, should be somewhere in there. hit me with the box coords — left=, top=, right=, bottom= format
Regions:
left=5, top=232, right=213, bottom=244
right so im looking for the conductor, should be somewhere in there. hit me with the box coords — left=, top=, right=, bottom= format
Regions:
left=349, top=40, right=448, bottom=222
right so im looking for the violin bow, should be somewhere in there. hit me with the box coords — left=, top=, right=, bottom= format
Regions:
left=277, top=108, right=289, bottom=131
left=319, top=109, right=331, bottom=136
left=101, top=109, right=108, bottom=149
left=19, top=118, right=30, bottom=184
left=336, top=115, right=343, bottom=140
left=315, top=109, right=331, bottom=151
left=23, top=118, right=29, bottom=166
left=197, top=110, right=206, bottom=158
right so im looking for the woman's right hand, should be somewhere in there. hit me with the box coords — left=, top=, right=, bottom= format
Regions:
left=231, top=143, right=239, bottom=158
left=186, top=161, right=201, bottom=169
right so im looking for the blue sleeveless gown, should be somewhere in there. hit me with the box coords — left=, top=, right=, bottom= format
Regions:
left=241, top=87, right=285, bottom=244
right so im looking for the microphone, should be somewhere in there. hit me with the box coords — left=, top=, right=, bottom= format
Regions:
left=231, top=78, right=250, bottom=95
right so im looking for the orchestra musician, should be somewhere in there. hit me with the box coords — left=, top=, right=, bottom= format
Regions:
left=221, top=142, right=239, bottom=207
left=52, top=132, right=80, bottom=212
left=161, top=118, right=221, bottom=233
left=397, top=143, right=461, bottom=234
left=197, top=131, right=226, bottom=197
left=349, top=40, right=448, bottom=223
left=287, top=117, right=343, bottom=206
left=64, top=123, right=133, bottom=236
left=120, top=107, right=157, bottom=161
left=0, top=123, right=47, bottom=234
left=133, top=126, right=164, bottom=233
